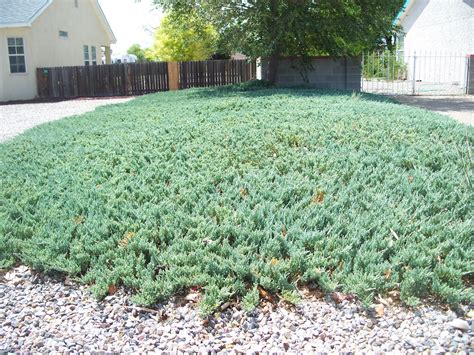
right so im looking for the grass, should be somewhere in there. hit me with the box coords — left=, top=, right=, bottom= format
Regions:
left=1, top=83, right=473, bottom=313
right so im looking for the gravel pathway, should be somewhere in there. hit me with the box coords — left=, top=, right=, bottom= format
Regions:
left=0, top=98, right=133, bottom=143
left=1, top=266, right=472, bottom=352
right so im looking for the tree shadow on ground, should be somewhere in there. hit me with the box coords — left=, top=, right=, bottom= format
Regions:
left=183, top=82, right=397, bottom=104
left=393, top=96, right=474, bottom=113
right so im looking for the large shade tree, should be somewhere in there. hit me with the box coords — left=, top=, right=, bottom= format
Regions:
left=127, top=44, right=148, bottom=62
left=146, top=10, right=218, bottom=61
left=153, top=0, right=405, bottom=82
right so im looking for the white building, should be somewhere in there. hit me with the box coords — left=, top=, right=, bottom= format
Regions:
left=112, top=53, right=138, bottom=64
left=397, top=0, right=473, bottom=87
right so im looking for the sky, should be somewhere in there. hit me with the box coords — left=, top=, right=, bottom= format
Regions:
left=98, top=0, right=164, bottom=55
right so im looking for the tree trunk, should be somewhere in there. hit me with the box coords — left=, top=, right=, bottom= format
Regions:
left=266, top=0, right=280, bottom=84
left=266, top=53, right=279, bottom=84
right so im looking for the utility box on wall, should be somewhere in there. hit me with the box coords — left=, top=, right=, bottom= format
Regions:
left=259, top=56, right=361, bottom=91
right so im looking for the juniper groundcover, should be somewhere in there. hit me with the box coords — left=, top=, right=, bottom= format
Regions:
left=1, top=83, right=473, bottom=314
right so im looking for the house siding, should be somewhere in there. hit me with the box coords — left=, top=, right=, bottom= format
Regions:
left=400, top=0, right=474, bottom=55
left=0, top=0, right=113, bottom=102
left=399, top=0, right=473, bottom=85
left=0, top=27, right=35, bottom=101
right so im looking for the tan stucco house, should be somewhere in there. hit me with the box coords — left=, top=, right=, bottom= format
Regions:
left=0, top=0, right=116, bottom=102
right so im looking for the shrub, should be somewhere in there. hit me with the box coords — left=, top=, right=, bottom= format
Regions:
left=0, top=86, right=472, bottom=313
left=363, top=50, right=407, bottom=80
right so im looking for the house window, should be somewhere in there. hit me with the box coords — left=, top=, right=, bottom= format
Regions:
left=59, top=30, right=68, bottom=38
left=83, top=45, right=90, bottom=66
left=91, top=46, right=97, bottom=65
left=7, top=37, right=26, bottom=73
left=74, top=0, right=78, bottom=7
left=396, top=35, right=405, bottom=60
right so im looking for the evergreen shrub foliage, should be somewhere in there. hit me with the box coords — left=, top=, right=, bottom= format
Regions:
left=1, top=85, right=472, bottom=313
left=363, top=50, right=407, bottom=80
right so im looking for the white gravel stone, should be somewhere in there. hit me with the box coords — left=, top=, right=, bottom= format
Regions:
left=0, top=97, right=133, bottom=142
left=0, top=265, right=472, bottom=352
left=449, top=318, right=470, bottom=331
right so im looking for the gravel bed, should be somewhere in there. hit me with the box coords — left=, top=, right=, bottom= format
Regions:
left=0, top=266, right=472, bottom=353
left=0, top=98, right=133, bottom=143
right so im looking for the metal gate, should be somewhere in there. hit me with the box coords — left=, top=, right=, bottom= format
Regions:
left=361, top=51, right=470, bottom=96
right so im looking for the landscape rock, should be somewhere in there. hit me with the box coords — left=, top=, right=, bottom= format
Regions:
left=449, top=318, right=470, bottom=331
left=0, top=266, right=472, bottom=352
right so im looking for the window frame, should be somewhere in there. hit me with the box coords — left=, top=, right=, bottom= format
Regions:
left=7, top=37, right=27, bottom=75
left=59, top=30, right=69, bottom=39
left=83, top=45, right=90, bottom=66
left=91, top=46, right=97, bottom=65
left=396, top=34, right=405, bottom=61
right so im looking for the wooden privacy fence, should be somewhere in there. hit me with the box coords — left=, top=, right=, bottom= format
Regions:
left=178, top=60, right=256, bottom=89
left=37, top=59, right=256, bottom=98
left=37, top=62, right=169, bottom=98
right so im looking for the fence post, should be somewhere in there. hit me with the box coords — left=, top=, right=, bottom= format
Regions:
left=36, top=68, right=45, bottom=98
left=124, top=63, right=131, bottom=95
left=411, top=51, right=417, bottom=95
left=168, top=62, right=179, bottom=90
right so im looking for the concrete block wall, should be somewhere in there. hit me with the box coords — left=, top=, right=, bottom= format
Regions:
left=468, top=55, right=474, bottom=95
left=260, top=56, right=361, bottom=91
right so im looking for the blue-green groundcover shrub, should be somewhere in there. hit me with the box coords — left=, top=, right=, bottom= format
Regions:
left=1, top=84, right=472, bottom=314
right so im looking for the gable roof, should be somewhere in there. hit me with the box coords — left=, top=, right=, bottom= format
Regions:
left=0, top=0, right=52, bottom=27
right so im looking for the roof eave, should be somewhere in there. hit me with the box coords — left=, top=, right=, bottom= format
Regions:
left=0, top=0, right=53, bottom=28
left=30, top=0, right=53, bottom=24
left=0, top=22, right=31, bottom=28
left=396, top=0, right=416, bottom=25
left=94, top=0, right=117, bottom=44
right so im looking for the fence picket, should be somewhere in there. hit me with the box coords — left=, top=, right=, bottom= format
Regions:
left=37, top=60, right=255, bottom=98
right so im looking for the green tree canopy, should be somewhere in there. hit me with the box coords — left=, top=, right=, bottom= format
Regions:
left=153, top=0, right=405, bottom=82
left=146, top=10, right=218, bottom=62
left=127, top=43, right=147, bottom=62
